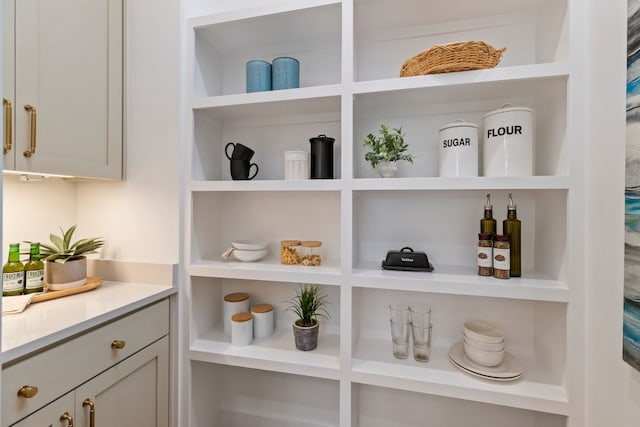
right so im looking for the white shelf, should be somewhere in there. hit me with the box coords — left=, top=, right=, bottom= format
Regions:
left=190, top=179, right=342, bottom=192
left=352, top=263, right=569, bottom=303
left=352, top=176, right=570, bottom=191
left=192, top=85, right=342, bottom=120
left=190, top=0, right=341, bottom=47
left=190, top=325, right=341, bottom=380
left=189, top=259, right=342, bottom=286
left=353, top=62, right=570, bottom=95
left=351, top=337, right=568, bottom=416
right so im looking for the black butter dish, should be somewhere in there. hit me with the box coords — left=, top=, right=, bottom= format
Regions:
left=381, top=247, right=434, bottom=272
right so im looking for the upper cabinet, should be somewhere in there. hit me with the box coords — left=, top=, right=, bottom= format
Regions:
left=2, top=0, right=123, bottom=179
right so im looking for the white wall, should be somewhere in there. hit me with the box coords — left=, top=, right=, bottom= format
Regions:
left=75, top=0, right=180, bottom=264
left=2, top=0, right=181, bottom=264
left=585, top=0, right=640, bottom=425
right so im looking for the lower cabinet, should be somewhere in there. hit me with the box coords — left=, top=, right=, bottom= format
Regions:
left=2, top=299, right=170, bottom=427
left=12, top=337, right=169, bottom=427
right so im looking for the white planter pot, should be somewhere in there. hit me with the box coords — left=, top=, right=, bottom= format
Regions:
left=377, top=161, right=398, bottom=178
left=45, top=257, right=87, bottom=290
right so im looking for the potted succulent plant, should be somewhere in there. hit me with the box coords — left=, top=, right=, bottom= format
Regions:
left=285, top=284, right=330, bottom=351
left=363, top=124, right=414, bottom=177
left=40, top=225, right=105, bottom=290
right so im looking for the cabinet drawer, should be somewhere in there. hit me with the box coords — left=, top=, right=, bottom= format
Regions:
left=2, top=298, right=169, bottom=426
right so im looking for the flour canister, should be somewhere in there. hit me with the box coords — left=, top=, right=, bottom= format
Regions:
left=482, top=104, right=534, bottom=176
left=438, top=119, right=479, bottom=177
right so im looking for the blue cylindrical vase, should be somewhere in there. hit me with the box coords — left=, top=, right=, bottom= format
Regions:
left=246, top=60, right=272, bottom=93
left=272, top=57, right=300, bottom=90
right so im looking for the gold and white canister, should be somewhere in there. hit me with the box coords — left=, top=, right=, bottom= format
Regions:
left=251, top=303, right=274, bottom=339
left=438, top=119, right=479, bottom=177
left=223, top=292, right=250, bottom=337
left=231, top=312, right=253, bottom=346
left=482, top=104, right=534, bottom=177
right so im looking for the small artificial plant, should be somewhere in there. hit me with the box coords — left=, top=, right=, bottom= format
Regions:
left=363, top=124, right=414, bottom=168
left=39, top=225, right=105, bottom=263
left=285, top=284, right=330, bottom=327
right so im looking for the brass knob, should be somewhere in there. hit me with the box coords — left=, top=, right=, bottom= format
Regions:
left=60, top=411, right=74, bottom=427
left=17, top=385, right=38, bottom=398
left=111, top=340, right=126, bottom=349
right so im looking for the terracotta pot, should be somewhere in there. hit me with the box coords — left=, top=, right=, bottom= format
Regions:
left=293, top=320, right=319, bottom=351
left=45, top=257, right=87, bottom=290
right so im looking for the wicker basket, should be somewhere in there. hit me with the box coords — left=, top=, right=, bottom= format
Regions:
left=400, top=41, right=506, bottom=77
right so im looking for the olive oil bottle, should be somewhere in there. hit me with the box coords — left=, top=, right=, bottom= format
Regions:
left=503, top=193, right=522, bottom=277
left=480, top=194, right=497, bottom=235
left=3, top=243, right=24, bottom=296
left=24, top=243, right=44, bottom=294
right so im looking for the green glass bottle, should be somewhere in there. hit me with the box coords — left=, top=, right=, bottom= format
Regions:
left=480, top=193, right=497, bottom=235
left=3, top=243, right=25, bottom=296
left=24, top=243, right=44, bottom=294
left=503, top=193, right=522, bottom=277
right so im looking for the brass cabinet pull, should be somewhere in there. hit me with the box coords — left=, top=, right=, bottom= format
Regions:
left=23, top=104, right=36, bottom=158
left=3, top=98, right=12, bottom=154
left=60, top=411, right=74, bottom=427
left=82, top=398, right=95, bottom=427
left=17, top=385, right=38, bottom=398
left=111, top=339, right=126, bottom=349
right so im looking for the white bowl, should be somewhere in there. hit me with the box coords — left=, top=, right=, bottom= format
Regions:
left=231, top=240, right=269, bottom=250
left=463, top=334, right=505, bottom=352
left=463, top=341, right=505, bottom=367
left=463, top=320, right=505, bottom=344
left=232, top=249, right=268, bottom=262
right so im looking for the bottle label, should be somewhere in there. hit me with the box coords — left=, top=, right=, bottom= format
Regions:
left=25, top=269, right=44, bottom=290
left=493, top=248, right=510, bottom=270
left=3, top=272, right=24, bottom=292
left=477, top=247, right=493, bottom=267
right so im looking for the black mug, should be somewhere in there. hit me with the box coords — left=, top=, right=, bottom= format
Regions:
left=230, top=159, right=259, bottom=180
left=225, top=142, right=255, bottom=161
left=309, top=134, right=335, bottom=179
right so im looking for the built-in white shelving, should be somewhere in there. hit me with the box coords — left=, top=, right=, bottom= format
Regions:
left=183, top=0, right=580, bottom=425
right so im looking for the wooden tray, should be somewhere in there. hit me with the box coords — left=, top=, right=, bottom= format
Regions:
left=31, top=277, right=103, bottom=303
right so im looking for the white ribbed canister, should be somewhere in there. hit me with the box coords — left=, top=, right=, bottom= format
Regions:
left=284, top=150, right=309, bottom=180
left=482, top=104, right=534, bottom=176
left=231, top=312, right=253, bottom=346
left=251, top=304, right=274, bottom=339
left=223, top=292, right=250, bottom=337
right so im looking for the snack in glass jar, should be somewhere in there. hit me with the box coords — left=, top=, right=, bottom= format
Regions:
left=280, top=240, right=302, bottom=265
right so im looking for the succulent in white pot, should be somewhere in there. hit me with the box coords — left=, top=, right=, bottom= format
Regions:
left=40, top=225, right=105, bottom=290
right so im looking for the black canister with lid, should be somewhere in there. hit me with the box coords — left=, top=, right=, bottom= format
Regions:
left=309, top=134, right=335, bottom=179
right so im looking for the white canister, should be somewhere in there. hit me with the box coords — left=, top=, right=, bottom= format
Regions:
left=438, top=119, right=479, bottom=177
left=251, top=303, right=274, bottom=339
left=223, top=292, right=250, bottom=337
left=231, top=312, right=253, bottom=346
left=284, top=150, right=309, bottom=180
left=482, top=104, right=534, bottom=176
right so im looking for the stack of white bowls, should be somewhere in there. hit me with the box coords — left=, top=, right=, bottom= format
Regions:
left=463, top=320, right=505, bottom=367
left=226, top=240, right=269, bottom=262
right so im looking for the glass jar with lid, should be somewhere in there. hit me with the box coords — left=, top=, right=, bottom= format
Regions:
left=300, top=240, right=323, bottom=266
left=280, top=240, right=302, bottom=265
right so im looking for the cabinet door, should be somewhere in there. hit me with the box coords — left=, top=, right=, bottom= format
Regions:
left=12, top=0, right=122, bottom=179
left=11, top=391, right=75, bottom=427
left=74, top=337, right=169, bottom=427
left=3, top=0, right=15, bottom=170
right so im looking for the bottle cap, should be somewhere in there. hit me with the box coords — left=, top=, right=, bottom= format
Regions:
left=485, top=194, right=492, bottom=209
left=508, top=193, right=517, bottom=210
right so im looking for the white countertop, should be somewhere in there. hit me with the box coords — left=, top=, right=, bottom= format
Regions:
left=1, top=281, right=176, bottom=364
